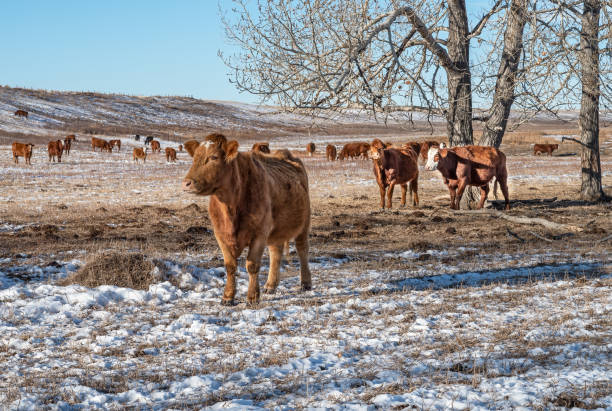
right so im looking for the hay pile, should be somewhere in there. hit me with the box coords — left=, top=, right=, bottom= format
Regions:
left=59, top=252, right=162, bottom=290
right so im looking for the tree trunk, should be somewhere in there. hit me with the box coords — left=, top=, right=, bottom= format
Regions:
left=578, top=0, right=606, bottom=201
left=479, top=0, right=528, bottom=148
left=446, top=0, right=473, bottom=147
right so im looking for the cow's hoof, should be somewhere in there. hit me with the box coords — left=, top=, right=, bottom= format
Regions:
left=263, top=288, right=276, bottom=294
left=246, top=299, right=260, bottom=307
left=221, top=299, right=235, bottom=306
left=300, top=284, right=312, bottom=292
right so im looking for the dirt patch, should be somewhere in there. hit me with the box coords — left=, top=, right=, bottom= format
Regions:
left=59, top=252, right=162, bottom=290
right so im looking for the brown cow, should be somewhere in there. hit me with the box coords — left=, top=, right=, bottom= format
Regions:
left=12, top=142, right=34, bottom=165
left=133, top=147, right=148, bottom=163
left=425, top=143, right=510, bottom=210
left=178, top=144, right=183, bottom=152
left=109, top=139, right=121, bottom=152
left=14, top=110, right=28, bottom=118
left=306, top=142, right=316, bottom=157
left=65, top=134, right=77, bottom=142
left=48, top=140, right=63, bottom=162
left=339, top=142, right=370, bottom=160
left=252, top=142, right=271, bottom=154
left=182, top=133, right=312, bottom=306
left=165, top=147, right=177, bottom=162
left=150, top=140, right=161, bottom=153
left=91, top=137, right=109, bottom=152
left=184, top=140, right=199, bottom=157
left=370, top=140, right=419, bottom=209
left=326, top=144, right=337, bottom=161
left=533, top=143, right=558, bottom=156
left=63, top=138, right=72, bottom=155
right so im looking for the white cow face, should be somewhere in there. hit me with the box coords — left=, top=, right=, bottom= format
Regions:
left=425, top=147, right=440, bottom=170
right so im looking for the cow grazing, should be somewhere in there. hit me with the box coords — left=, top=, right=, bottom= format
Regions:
left=165, top=147, right=177, bottom=162
left=150, top=140, right=161, bottom=153
left=533, top=143, right=558, bottom=156
left=306, top=142, right=316, bottom=157
left=184, top=140, right=200, bottom=157
left=133, top=147, right=148, bottom=163
left=109, top=139, right=121, bottom=152
left=425, top=143, right=510, bottom=210
left=48, top=140, right=63, bottom=163
left=12, top=142, right=34, bottom=165
left=370, top=140, right=419, bottom=208
left=326, top=144, right=337, bottom=161
left=14, top=110, right=28, bottom=118
left=339, top=142, right=370, bottom=160
left=252, top=142, right=271, bottom=154
left=63, top=138, right=72, bottom=155
left=144, top=136, right=154, bottom=145
left=182, top=133, right=312, bottom=306
left=178, top=144, right=183, bottom=152
left=91, top=137, right=109, bottom=152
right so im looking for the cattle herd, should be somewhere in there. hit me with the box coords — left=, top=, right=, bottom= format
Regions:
left=9, top=129, right=562, bottom=305
left=10, top=134, right=184, bottom=165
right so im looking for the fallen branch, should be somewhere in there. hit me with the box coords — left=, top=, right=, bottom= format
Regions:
left=440, top=209, right=583, bottom=232
left=598, top=233, right=612, bottom=243
left=527, top=231, right=553, bottom=242
left=506, top=228, right=525, bottom=243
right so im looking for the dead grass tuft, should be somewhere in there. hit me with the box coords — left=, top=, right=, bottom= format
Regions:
left=58, top=251, right=161, bottom=290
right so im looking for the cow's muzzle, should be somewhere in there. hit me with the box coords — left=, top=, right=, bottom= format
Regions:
left=182, top=178, right=197, bottom=192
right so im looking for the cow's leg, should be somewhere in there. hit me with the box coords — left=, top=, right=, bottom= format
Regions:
left=455, top=179, right=468, bottom=210
left=218, top=241, right=239, bottom=306
left=378, top=184, right=386, bottom=209
left=245, top=237, right=265, bottom=305
left=400, top=184, right=407, bottom=207
left=477, top=184, right=489, bottom=209
left=410, top=178, right=419, bottom=206
left=498, top=170, right=511, bottom=210
left=387, top=183, right=395, bottom=209
left=448, top=186, right=456, bottom=209
left=295, top=229, right=312, bottom=291
left=264, top=243, right=283, bottom=294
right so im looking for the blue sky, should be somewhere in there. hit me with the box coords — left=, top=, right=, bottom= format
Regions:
left=0, top=1, right=256, bottom=102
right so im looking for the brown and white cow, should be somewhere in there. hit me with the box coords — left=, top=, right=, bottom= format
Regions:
left=370, top=139, right=419, bottom=209
left=150, top=140, right=161, bottom=153
left=252, top=142, right=271, bottom=154
left=306, top=142, right=316, bottom=157
left=165, top=147, right=177, bottom=162
left=425, top=143, right=510, bottom=210
left=133, top=147, right=147, bottom=163
left=109, top=139, right=121, bottom=152
left=48, top=140, right=63, bottom=162
left=14, top=110, right=28, bottom=118
left=326, top=144, right=337, bottom=161
left=184, top=140, right=200, bottom=157
left=182, top=133, right=312, bottom=306
left=418, top=141, right=440, bottom=163
left=12, top=142, right=34, bottom=165
left=533, top=143, right=558, bottom=156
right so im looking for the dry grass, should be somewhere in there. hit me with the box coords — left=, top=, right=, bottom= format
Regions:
left=58, top=251, right=161, bottom=289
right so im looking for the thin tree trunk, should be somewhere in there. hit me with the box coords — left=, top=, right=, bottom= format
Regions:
left=479, top=0, right=528, bottom=148
left=446, top=0, right=473, bottom=147
left=578, top=0, right=605, bottom=201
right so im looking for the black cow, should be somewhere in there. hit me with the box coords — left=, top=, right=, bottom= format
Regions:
left=144, top=136, right=154, bottom=145
left=135, top=134, right=141, bottom=141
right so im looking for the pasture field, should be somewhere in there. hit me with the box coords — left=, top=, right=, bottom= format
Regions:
left=0, top=130, right=611, bottom=409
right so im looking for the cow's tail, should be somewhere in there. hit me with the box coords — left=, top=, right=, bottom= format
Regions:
left=493, top=177, right=499, bottom=200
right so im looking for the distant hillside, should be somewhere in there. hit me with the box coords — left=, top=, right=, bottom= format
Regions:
left=0, top=86, right=437, bottom=144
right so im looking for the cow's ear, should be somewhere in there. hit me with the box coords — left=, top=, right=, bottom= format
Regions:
left=224, top=140, right=239, bottom=162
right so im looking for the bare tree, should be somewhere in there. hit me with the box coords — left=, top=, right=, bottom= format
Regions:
left=221, top=0, right=513, bottom=146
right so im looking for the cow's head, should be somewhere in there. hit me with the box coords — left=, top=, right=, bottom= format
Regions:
left=369, top=139, right=385, bottom=160
left=425, top=142, right=446, bottom=170
left=182, top=134, right=239, bottom=195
